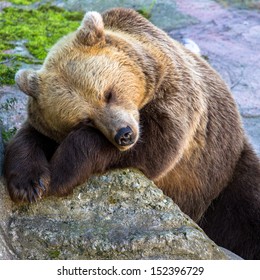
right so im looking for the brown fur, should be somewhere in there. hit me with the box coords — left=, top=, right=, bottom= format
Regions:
left=4, top=8, right=260, bottom=259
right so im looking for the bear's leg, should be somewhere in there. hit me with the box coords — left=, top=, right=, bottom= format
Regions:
left=199, top=142, right=260, bottom=259
left=4, top=122, right=58, bottom=202
left=49, top=125, right=119, bottom=196
left=50, top=108, right=185, bottom=196
left=49, top=109, right=184, bottom=196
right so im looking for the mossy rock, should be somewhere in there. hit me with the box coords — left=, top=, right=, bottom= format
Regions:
left=0, top=3, right=83, bottom=85
left=0, top=0, right=197, bottom=85
left=0, top=169, right=229, bottom=260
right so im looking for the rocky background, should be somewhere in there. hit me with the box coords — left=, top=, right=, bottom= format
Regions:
left=0, top=0, right=259, bottom=259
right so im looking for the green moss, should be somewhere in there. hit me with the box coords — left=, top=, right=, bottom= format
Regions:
left=0, top=64, right=17, bottom=85
left=0, top=4, right=83, bottom=85
left=48, top=249, right=61, bottom=259
left=8, top=0, right=38, bottom=5
left=0, top=42, right=12, bottom=51
left=137, top=0, right=156, bottom=19
left=1, top=127, right=17, bottom=143
left=0, top=53, right=40, bottom=85
left=0, top=5, right=83, bottom=60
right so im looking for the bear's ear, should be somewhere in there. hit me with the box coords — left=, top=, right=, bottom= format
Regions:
left=76, top=11, right=105, bottom=46
left=15, top=69, right=40, bottom=98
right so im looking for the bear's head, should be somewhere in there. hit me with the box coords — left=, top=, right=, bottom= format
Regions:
left=15, top=11, right=158, bottom=151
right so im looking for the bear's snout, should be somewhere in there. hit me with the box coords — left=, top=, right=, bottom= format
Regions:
left=114, top=126, right=135, bottom=147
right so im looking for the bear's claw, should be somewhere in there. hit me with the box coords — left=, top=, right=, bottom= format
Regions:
left=7, top=172, right=50, bottom=203
left=38, top=178, right=46, bottom=192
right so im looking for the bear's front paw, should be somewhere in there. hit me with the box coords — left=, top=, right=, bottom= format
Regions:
left=6, top=167, right=50, bottom=203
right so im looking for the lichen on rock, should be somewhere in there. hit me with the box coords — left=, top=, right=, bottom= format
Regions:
left=0, top=169, right=229, bottom=260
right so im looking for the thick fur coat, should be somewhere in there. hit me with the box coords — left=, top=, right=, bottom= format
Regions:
left=4, top=8, right=260, bottom=259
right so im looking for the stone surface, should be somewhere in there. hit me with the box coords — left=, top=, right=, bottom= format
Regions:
left=0, top=176, right=16, bottom=260
left=0, top=86, right=28, bottom=134
left=215, top=0, right=260, bottom=9
left=0, top=169, right=229, bottom=260
left=0, top=129, right=3, bottom=175
left=58, top=0, right=196, bottom=30
left=220, top=247, right=243, bottom=260
left=242, top=117, right=260, bottom=155
left=171, top=0, right=260, bottom=154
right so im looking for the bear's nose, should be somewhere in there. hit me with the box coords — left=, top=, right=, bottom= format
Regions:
left=114, top=126, right=134, bottom=146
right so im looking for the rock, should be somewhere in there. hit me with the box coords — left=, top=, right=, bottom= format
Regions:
left=0, top=1, right=11, bottom=12
left=0, top=129, right=4, bottom=175
left=59, top=0, right=197, bottom=30
left=219, top=247, right=243, bottom=260
left=171, top=1, right=260, bottom=117
left=170, top=0, right=260, bottom=155
left=0, top=174, right=17, bottom=259
left=0, top=86, right=28, bottom=133
left=0, top=169, right=229, bottom=260
left=242, top=116, right=260, bottom=155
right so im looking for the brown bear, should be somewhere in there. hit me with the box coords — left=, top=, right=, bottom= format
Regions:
left=4, top=8, right=260, bottom=259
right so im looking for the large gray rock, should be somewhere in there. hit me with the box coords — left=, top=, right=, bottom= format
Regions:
left=0, top=169, right=229, bottom=260
left=0, top=129, right=4, bottom=176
